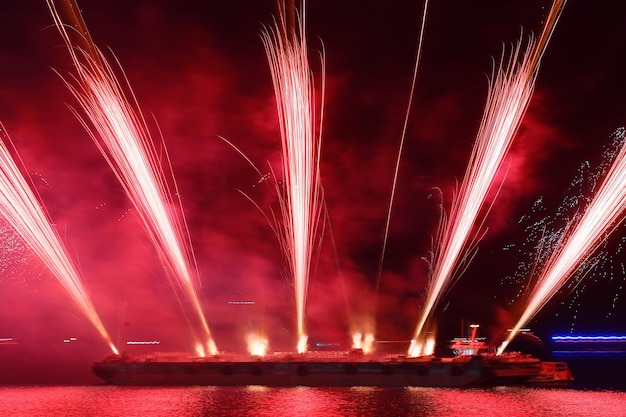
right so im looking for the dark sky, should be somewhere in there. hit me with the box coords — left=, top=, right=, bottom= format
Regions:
left=1, top=0, right=626, bottom=382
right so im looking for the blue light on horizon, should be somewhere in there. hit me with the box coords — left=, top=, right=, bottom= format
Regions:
left=552, top=335, right=626, bottom=342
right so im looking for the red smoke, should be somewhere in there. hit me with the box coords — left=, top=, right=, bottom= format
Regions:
left=0, top=1, right=624, bottom=382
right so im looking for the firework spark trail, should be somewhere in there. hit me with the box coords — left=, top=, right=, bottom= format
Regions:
left=408, top=38, right=539, bottom=356
left=527, top=0, right=568, bottom=78
left=261, top=6, right=325, bottom=353
left=46, top=0, right=216, bottom=354
left=501, top=136, right=626, bottom=353
left=0, top=124, right=117, bottom=354
left=408, top=1, right=567, bottom=357
left=368, top=0, right=430, bottom=344
left=500, top=129, right=626, bottom=329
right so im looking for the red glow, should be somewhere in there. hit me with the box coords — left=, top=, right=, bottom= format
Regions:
left=0, top=124, right=116, bottom=354
left=410, top=36, right=540, bottom=355
left=503, top=137, right=626, bottom=352
left=0, top=0, right=620, bottom=374
left=410, top=0, right=567, bottom=355
left=46, top=0, right=215, bottom=353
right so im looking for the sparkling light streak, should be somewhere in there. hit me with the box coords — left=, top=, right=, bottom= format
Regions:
left=46, top=0, right=215, bottom=353
left=0, top=124, right=117, bottom=354
left=501, top=134, right=626, bottom=353
left=499, top=129, right=626, bottom=332
left=261, top=4, right=325, bottom=353
left=362, top=0, right=430, bottom=353
left=375, top=0, right=430, bottom=306
left=409, top=37, right=539, bottom=356
left=409, top=1, right=567, bottom=357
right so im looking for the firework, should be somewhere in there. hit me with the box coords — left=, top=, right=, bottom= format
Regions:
left=0, top=124, right=117, bottom=354
left=46, top=0, right=215, bottom=354
left=408, top=0, right=568, bottom=356
left=408, top=37, right=538, bottom=356
left=261, top=3, right=325, bottom=353
left=500, top=129, right=626, bottom=332
left=500, top=130, right=626, bottom=353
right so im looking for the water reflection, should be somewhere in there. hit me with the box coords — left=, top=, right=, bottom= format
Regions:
left=1, top=386, right=626, bottom=417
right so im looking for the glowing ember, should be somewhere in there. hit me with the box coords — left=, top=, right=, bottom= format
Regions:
left=363, top=333, right=375, bottom=354
left=0, top=124, right=116, bottom=354
left=501, top=134, right=626, bottom=353
left=195, top=343, right=206, bottom=358
left=351, top=332, right=375, bottom=354
left=408, top=340, right=422, bottom=358
left=410, top=0, right=567, bottom=355
left=297, top=335, right=309, bottom=355
left=261, top=4, right=324, bottom=352
left=206, top=339, right=218, bottom=356
left=246, top=332, right=269, bottom=357
left=408, top=337, right=435, bottom=358
left=424, top=338, right=435, bottom=356
left=46, top=0, right=215, bottom=351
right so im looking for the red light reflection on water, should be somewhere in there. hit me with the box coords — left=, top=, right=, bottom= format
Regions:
left=1, top=386, right=626, bottom=416
left=410, top=387, right=626, bottom=417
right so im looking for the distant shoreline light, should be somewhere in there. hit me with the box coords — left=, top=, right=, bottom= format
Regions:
left=552, top=335, right=626, bottom=343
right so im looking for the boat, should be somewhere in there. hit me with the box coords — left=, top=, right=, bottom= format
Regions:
left=525, top=361, right=575, bottom=385
left=94, top=352, right=496, bottom=387
left=448, top=323, right=573, bottom=385
left=92, top=347, right=548, bottom=387
left=94, top=323, right=573, bottom=386
left=484, top=351, right=544, bottom=384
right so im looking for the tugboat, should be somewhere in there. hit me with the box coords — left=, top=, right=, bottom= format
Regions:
left=449, top=324, right=573, bottom=385
left=526, top=361, right=575, bottom=385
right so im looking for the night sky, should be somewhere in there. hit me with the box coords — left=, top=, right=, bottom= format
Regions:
left=1, top=0, right=626, bottom=382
